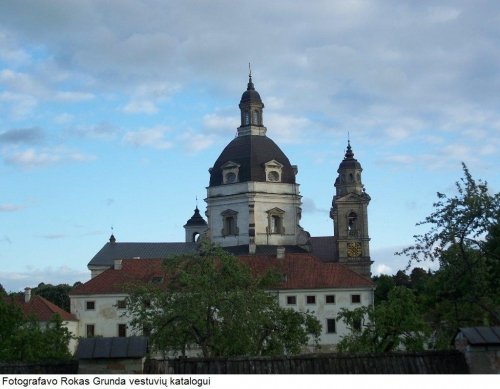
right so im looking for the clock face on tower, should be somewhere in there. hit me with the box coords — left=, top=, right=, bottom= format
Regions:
left=347, top=242, right=362, bottom=257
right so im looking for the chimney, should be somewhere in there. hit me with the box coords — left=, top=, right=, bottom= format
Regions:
left=249, top=239, right=256, bottom=255
left=24, top=287, right=31, bottom=303
left=114, top=259, right=123, bottom=270
left=277, top=247, right=285, bottom=260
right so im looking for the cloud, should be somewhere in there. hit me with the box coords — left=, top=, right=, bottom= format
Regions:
left=265, top=113, right=315, bottom=144
left=3, top=147, right=96, bottom=169
left=123, top=125, right=173, bottom=149
left=54, top=91, right=94, bottom=102
left=54, top=113, right=74, bottom=124
left=302, top=197, right=328, bottom=214
left=179, top=130, right=215, bottom=154
left=37, top=233, right=67, bottom=240
left=374, top=263, right=393, bottom=275
left=0, top=91, right=38, bottom=119
left=0, top=266, right=89, bottom=293
left=203, top=113, right=238, bottom=135
left=0, top=235, right=12, bottom=244
left=0, top=127, right=44, bottom=145
left=0, top=204, right=26, bottom=212
left=122, top=82, right=179, bottom=114
left=69, top=122, right=120, bottom=140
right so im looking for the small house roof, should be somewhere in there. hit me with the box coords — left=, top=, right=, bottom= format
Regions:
left=457, top=327, right=500, bottom=346
left=76, top=336, right=148, bottom=359
left=8, top=295, right=77, bottom=321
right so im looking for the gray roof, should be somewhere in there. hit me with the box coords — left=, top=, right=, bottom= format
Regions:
left=457, top=327, right=500, bottom=345
left=76, top=336, right=148, bottom=359
left=88, top=241, right=198, bottom=268
left=309, top=236, right=337, bottom=262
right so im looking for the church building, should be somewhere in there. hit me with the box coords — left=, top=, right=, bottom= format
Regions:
left=70, top=73, right=375, bottom=352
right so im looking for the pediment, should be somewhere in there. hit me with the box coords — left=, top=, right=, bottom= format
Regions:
left=221, top=161, right=240, bottom=170
left=334, top=192, right=370, bottom=203
left=263, top=159, right=283, bottom=169
left=266, top=207, right=285, bottom=215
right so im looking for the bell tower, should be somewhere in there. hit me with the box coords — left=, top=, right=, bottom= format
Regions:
left=330, top=141, right=372, bottom=277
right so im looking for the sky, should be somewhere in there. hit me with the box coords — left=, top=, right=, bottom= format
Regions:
left=0, top=0, right=498, bottom=293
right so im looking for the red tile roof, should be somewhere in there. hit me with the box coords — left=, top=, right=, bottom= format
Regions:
left=70, top=259, right=168, bottom=295
left=8, top=295, right=77, bottom=321
left=71, top=253, right=373, bottom=295
left=240, top=253, right=374, bottom=289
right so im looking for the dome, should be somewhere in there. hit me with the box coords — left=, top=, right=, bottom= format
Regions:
left=209, top=135, right=296, bottom=186
left=337, top=141, right=362, bottom=171
left=240, top=89, right=263, bottom=105
left=184, top=207, right=207, bottom=226
left=239, top=74, right=264, bottom=107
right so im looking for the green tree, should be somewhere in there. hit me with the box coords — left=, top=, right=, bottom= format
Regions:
left=336, top=287, right=430, bottom=353
left=373, top=274, right=396, bottom=303
left=126, top=243, right=321, bottom=357
left=32, top=283, right=72, bottom=312
left=398, top=163, right=500, bottom=327
left=0, top=296, right=72, bottom=362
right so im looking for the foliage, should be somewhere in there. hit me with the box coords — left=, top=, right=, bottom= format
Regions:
left=0, top=283, right=6, bottom=296
left=126, top=243, right=321, bottom=357
left=336, top=287, right=430, bottom=353
left=398, top=163, right=500, bottom=326
left=372, top=274, right=395, bottom=303
left=0, top=296, right=72, bottom=362
left=31, top=283, right=73, bottom=312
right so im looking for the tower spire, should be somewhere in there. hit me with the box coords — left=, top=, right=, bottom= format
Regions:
left=238, top=66, right=266, bottom=136
left=247, top=62, right=254, bottom=91
left=345, top=138, right=354, bottom=159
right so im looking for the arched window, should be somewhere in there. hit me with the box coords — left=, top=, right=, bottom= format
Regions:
left=267, top=208, right=285, bottom=234
left=192, top=232, right=200, bottom=242
left=348, top=212, right=358, bottom=236
left=244, top=111, right=250, bottom=125
left=253, top=110, right=259, bottom=125
left=271, top=215, right=282, bottom=233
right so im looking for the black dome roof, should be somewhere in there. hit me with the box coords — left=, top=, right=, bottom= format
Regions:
left=209, top=135, right=296, bottom=186
left=185, top=207, right=207, bottom=226
left=338, top=141, right=362, bottom=171
left=240, top=89, right=262, bottom=105
left=239, top=75, right=264, bottom=107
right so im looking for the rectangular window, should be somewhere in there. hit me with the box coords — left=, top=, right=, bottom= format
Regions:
left=86, top=324, right=95, bottom=337
left=306, top=295, right=316, bottom=304
left=353, top=318, right=362, bottom=332
left=271, top=215, right=282, bottom=233
left=326, top=319, right=336, bottom=333
left=150, top=276, right=164, bottom=284
left=325, top=294, right=336, bottom=304
left=118, top=324, right=127, bottom=337
left=287, top=296, right=297, bottom=305
left=86, top=301, right=95, bottom=310
left=351, top=294, right=361, bottom=304
left=117, top=300, right=126, bottom=309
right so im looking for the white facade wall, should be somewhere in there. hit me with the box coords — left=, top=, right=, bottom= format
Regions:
left=71, top=287, right=373, bottom=351
left=70, top=294, right=138, bottom=339
left=277, top=287, right=374, bottom=348
left=207, top=181, right=302, bottom=247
